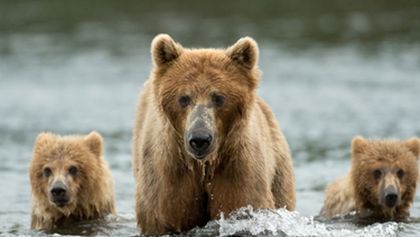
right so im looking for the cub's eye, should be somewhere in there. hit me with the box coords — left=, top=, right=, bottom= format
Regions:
left=212, top=94, right=225, bottom=107
left=178, top=95, right=191, bottom=108
left=68, top=166, right=78, bottom=176
left=43, top=167, right=52, bottom=178
left=373, top=169, right=382, bottom=179
left=397, top=169, right=404, bottom=179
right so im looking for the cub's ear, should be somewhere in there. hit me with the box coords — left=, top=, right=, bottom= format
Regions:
left=226, top=37, right=259, bottom=70
left=85, top=131, right=103, bottom=157
left=151, top=34, right=183, bottom=68
left=352, top=136, right=367, bottom=155
left=405, top=138, right=420, bottom=158
left=33, top=132, right=56, bottom=155
left=35, top=132, right=54, bottom=145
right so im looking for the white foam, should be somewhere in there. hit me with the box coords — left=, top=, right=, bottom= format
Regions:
left=217, top=206, right=399, bottom=237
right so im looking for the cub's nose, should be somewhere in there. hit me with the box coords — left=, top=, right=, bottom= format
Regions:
left=50, top=182, right=67, bottom=198
left=385, top=193, right=398, bottom=207
left=382, top=185, right=399, bottom=208
left=51, top=187, right=66, bottom=197
left=50, top=181, right=69, bottom=207
left=188, top=132, right=212, bottom=155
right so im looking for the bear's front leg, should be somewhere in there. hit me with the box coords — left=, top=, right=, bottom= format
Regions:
left=207, top=169, right=275, bottom=219
left=136, top=176, right=208, bottom=235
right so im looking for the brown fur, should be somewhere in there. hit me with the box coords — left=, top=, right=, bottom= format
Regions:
left=320, top=136, right=420, bottom=220
left=29, top=132, right=116, bottom=230
left=132, top=34, right=295, bottom=235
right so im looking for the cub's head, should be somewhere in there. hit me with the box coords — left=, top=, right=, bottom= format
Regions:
left=29, top=132, right=103, bottom=214
left=351, top=136, right=420, bottom=218
left=150, top=34, right=260, bottom=160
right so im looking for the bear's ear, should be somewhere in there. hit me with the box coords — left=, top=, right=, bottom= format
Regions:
left=405, top=138, right=420, bottom=158
left=151, top=34, right=183, bottom=68
left=352, top=136, right=367, bottom=155
left=226, top=37, right=259, bottom=70
left=33, top=132, right=56, bottom=155
left=35, top=132, right=54, bottom=145
left=84, top=131, right=103, bottom=158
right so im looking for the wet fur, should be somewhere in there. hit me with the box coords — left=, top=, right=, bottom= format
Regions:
left=29, top=132, right=116, bottom=230
left=132, top=34, right=295, bottom=235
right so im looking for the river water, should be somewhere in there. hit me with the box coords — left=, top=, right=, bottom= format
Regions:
left=1, top=1, right=420, bottom=236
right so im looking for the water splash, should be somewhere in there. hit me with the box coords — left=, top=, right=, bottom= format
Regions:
left=214, top=206, right=399, bottom=237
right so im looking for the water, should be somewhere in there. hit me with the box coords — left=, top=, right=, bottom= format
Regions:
left=1, top=1, right=420, bottom=236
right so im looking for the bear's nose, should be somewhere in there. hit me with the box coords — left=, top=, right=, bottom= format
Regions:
left=51, top=182, right=67, bottom=198
left=385, top=193, right=398, bottom=207
left=382, top=185, right=399, bottom=208
left=188, top=132, right=212, bottom=155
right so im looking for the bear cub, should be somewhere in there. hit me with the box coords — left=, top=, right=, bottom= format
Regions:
left=320, top=136, right=420, bottom=221
left=29, top=131, right=116, bottom=230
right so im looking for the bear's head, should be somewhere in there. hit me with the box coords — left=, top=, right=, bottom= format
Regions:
left=150, top=34, right=260, bottom=160
left=29, top=132, right=103, bottom=215
left=350, top=136, right=420, bottom=219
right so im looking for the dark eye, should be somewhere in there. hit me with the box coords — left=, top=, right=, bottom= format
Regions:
left=397, top=169, right=404, bottom=179
left=212, top=94, right=225, bottom=107
left=68, top=166, right=78, bottom=176
left=373, top=169, right=382, bottom=179
left=178, top=95, right=191, bottom=108
left=43, top=167, right=52, bottom=177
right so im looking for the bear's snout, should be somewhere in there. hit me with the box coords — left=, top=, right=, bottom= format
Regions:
left=381, top=185, right=399, bottom=208
left=185, top=105, right=215, bottom=159
left=188, top=130, right=213, bottom=158
left=50, top=181, right=69, bottom=207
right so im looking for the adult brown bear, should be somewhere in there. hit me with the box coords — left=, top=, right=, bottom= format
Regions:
left=132, top=34, right=295, bottom=235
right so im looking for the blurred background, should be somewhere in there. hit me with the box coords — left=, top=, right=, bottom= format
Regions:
left=1, top=0, right=420, bottom=236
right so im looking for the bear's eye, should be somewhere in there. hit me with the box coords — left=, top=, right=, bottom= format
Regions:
left=68, top=166, right=78, bottom=176
left=178, top=95, right=191, bottom=108
left=212, top=94, right=225, bottom=107
left=43, top=167, right=52, bottom=178
left=397, top=169, right=404, bottom=179
left=373, top=169, right=382, bottom=179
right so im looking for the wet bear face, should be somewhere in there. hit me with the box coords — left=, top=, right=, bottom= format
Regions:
left=30, top=132, right=103, bottom=214
left=151, top=35, right=260, bottom=160
left=351, top=136, right=420, bottom=218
